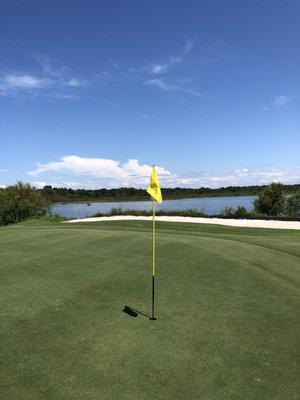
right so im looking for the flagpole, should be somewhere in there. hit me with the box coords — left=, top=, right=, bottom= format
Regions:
left=150, top=199, right=157, bottom=320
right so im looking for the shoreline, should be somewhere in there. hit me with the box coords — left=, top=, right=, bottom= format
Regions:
left=64, top=215, right=300, bottom=230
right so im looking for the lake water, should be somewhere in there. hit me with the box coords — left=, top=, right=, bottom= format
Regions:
left=51, top=195, right=256, bottom=219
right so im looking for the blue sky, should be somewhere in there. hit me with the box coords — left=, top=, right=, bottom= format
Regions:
left=0, top=0, right=299, bottom=188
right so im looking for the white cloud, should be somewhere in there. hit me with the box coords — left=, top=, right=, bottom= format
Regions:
left=161, top=168, right=300, bottom=188
left=235, top=168, right=249, bottom=173
left=272, top=95, right=292, bottom=107
left=145, top=78, right=173, bottom=91
left=110, top=37, right=203, bottom=100
left=0, top=55, right=88, bottom=99
left=0, top=74, right=50, bottom=97
left=263, top=95, right=293, bottom=111
left=4, top=74, right=48, bottom=89
left=28, top=155, right=173, bottom=187
left=144, top=78, right=202, bottom=97
left=32, top=180, right=87, bottom=189
left=148, top=38, right=195, bottom=75
left=150, top=63, right=169, bottom=75
left=31, top=181, right=48, bottom=189
left=29, top=156, right=126, bottom=178
left=67, top=78, right=87, bottom=88
left=28, top=155, right=300, bottom=189
left=137, top=38, right=205, bottom=98
left=184, top=38, right=195, bottom=54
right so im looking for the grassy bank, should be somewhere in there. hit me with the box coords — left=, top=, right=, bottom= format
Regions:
left=0, top=219, right=299, bottom=399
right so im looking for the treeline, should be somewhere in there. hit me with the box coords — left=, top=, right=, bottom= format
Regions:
left=40, top=184, right=300, bottom=203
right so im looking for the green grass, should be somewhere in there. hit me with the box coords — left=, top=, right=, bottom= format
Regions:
left=0, top=219, right=299, bottom=399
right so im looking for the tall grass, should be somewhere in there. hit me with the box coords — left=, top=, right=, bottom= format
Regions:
left=90, top=207, right=300, bottom=221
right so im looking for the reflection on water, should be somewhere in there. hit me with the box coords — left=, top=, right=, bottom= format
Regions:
left=51, top=195, right=256, bottom=219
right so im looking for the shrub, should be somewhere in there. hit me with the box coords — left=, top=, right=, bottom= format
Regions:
left=233, top=206, right=250, bottom=218
left=0, top=182, right=49, bottom=225
left=220, top=206, right=235, bottom=217
left=220, top=205, right=250, bottom=218
left=254, top=182, right=285, bottom=217
left=285, top=193, right=300, bottom=217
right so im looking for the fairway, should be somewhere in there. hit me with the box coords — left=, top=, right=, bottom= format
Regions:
left=0, top=220, right=299, bottom=399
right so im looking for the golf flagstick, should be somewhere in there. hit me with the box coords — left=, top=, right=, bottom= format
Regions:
left=150, top=200, right=156, bottom=320
left=146, top=165, right=162, bottom=321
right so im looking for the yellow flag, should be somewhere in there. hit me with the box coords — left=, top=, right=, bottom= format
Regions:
left=147, top=166, right=163, bottom=203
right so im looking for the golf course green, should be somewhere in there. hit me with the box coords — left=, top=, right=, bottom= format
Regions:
left=0, top=219, right=299, bottom=399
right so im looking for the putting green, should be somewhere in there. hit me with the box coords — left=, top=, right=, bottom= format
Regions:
left=0, top=220, right=299, bottom=399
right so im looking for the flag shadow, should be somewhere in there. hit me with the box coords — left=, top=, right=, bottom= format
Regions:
left=122, top=305, right=151, bottom=319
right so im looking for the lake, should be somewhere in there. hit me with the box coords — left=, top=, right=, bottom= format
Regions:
left=51, top=195, right=256, bottom=219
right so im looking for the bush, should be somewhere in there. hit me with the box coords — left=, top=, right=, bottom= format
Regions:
left=0, top=182, right=49, bottom=225
left=254, top=182, right=285, bottom=217
left=233, top=206, right=250, bottom=218
left=220, top=205, right=250, bottom=218
left=286, top=193, right=300, bottom=217
left=220, top=206, right=235, bottom=217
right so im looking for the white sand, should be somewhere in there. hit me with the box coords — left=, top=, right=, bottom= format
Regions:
left=65, top=215, right=300, bottom=230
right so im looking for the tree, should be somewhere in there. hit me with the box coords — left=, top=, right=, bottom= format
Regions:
left=0, top=182, right=48, bottom=225
left=253, top=182, right=285, bottom=217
